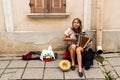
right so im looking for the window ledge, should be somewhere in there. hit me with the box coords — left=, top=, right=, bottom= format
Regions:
left=26, top=13, right=70, bottom=18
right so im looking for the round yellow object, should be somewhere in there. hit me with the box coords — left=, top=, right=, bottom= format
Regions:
left=45, top=56, right=50, bottom=59
left=59, top=60, right=71, bottom=71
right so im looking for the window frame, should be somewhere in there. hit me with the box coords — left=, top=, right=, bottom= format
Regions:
left=28, top=0, right=69, bottom=17
left=29, top=0, right=66, bottom=13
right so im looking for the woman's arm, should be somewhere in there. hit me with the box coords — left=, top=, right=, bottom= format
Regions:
left=63, top=34, right=76, bottom=41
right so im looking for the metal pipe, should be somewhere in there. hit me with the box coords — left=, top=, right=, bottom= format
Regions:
left=96, top=0, right=104, bottom=54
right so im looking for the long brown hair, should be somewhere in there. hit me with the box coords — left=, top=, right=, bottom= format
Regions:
left=71, top=18, right=82, bottom=34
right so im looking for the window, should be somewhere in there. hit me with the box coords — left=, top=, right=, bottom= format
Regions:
left=29, top=0, right=66, bottom=13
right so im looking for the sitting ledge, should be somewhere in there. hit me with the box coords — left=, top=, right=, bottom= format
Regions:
left=26, top=13, right=70, bottom=18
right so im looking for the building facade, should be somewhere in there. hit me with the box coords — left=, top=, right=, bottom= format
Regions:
left=0, top=0, right=120, bottom=54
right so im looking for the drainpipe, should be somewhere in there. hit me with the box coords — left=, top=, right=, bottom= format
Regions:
left=2, top=0, right=14, bottom=32
left=96, top=0, right=104, bottom=54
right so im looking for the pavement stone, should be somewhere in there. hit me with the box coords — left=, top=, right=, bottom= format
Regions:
left=91, top=60, right=99, bottom=68
left=84, top=68, right=105, bottom=79
left=0, top=57, right=13, bottom=61
left=8, top=60, right=27, bottom=68
left=22, top=68, right=43, bottom=79
left=0, top=53, right=120, bottom=80
left=45, top=59, right=60, bottom=68
left=0, top=61, right=10, bottom=69
left=114, top=66, right=120, bottom=76
left=107, top=58, right=120, bottom=66
left=116, top=78, right=120, bottom=80
left=0, top=69, right=4, bottom=76
left=102, top=53, right=120, bottom=58
left=0, top=69, right=24, bottom=80
left=27, top=60, right=45, bottom=68
left=108, top=70, right=118, bottom=79
left=64, top=69, right=85, bottom=80
left=43, top=68, right=63, bottom=79
left=104, top=64, right=114, bottom=73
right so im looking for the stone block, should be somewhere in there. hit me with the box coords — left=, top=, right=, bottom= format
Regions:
left=45, top=59, right=60, bottom=68
left=27, top=60, right=45, bottom=68
left=22, top=68, right=43, bottom=79
left=104, top=65, right=114, bottom=73
left=107, top=58, right=120, bottom=66
left=84, top=68, right=105, bottom=79
left=43, top=68, right=63, bottom=79
left=0, top=61, right=10, bottom=69
left=0, top=69, right=23, bottom=80
left=65, top=69, right=85, bottom=80
left=8, top=60, right=27, bottom=68
left=114, top=66, right=120, bottom=77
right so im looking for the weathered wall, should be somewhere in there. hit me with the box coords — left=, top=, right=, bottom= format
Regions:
left=0, top=0, right=5, bottom=31
left=91, top=0, right=120, bottom=30
left=11, top=0, right=83, bottom=31
left=0, top=0, right=120, bottom=54
left=0, top=32, right=65, bottom=54
left=91, top=0, right=120, bottom=52
left=0, top=0, right=84, bottom=54
left=103, top=0, right=120, bottom=30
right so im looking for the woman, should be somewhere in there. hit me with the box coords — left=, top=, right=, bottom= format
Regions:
left=63, top=18, right=86, bottom=77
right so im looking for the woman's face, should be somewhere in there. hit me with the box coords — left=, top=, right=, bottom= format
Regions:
left=73, top=20, right=80, bottom=29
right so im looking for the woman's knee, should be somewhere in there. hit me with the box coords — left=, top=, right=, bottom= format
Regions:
left=76, top=47, right=83, bottom=53
left=70, top=44, right=76, bottom=50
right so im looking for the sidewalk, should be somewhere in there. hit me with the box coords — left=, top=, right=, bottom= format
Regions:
left=0, top=52, right=120, bottom=80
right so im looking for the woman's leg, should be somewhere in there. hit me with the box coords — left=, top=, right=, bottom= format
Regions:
left=76, top=47, right=83, bottom=72
left=69, top=44, right=76, bottom=67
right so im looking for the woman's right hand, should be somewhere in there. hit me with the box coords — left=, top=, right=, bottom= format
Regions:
left=70, top=35, right=77, bottom=41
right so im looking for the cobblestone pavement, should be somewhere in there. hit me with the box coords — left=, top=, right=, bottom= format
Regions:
left=0, top=52, right=120, bottom=80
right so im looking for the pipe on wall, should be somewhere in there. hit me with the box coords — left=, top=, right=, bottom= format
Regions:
left=96, top=0, right=104, bottom=54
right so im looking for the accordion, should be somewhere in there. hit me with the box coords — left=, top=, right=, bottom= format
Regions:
left=76, top=35, right=90, bottom=48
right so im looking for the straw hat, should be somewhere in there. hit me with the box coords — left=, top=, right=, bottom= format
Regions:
left=59, top=60, right=71, bottom=71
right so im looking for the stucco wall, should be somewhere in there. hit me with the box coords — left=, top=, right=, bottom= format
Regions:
left=0, top=0, right=120, bottom=54
left=11, top=0, right=83, bottom=31
left=0, top=32, right=65, bottom=54
left=91, top=0, right=120, bottom=30
left=103, top=0, right=120, bottom=30
left=0, top=0, right=5, bottom=31
left=91, top=0, right=120, bottom=52
left=0, top=0, right=84, bottom=54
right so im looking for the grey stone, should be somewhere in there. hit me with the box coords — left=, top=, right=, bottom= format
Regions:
left=13, top=56, right=22, bottom=60
left=0, top=69, right=23, bottom=80
left=22, top=68, right=43, bottom=79
left=0, top=57, right=13, bottom=61
left=114, top=66, right=120, bottom=76
left=107, top=58, right=120, bottom=66
left=102, top=60, right=109, bottom=65
left=27, top=60, right=45, bottom=68
left=0, top=69, right=4, bottom=76
left=56, top=54, right=63, bottom=60
left=91, top=60, right=99, bottom=68
left=8, top=60, right=27, bottom=68
left=108, top=70, right=118, bottom=78
left=104, top=64, right=114, bottom=73
left=84, top=68, right=105, bottom=79
left=45, top=59, right=60, bottom=68
left=43, top=68, right=64, bottom=79
left=99, top=65, right=105, bottom=73
left=65, top=69, right=85, bottom=79
left=116, top=78, right=120, bottom=80
left=55, top=50, right=64, bottom=55
left=103, top=53, right=120, bottom=58
left=0, top=61, right=10, bottom=69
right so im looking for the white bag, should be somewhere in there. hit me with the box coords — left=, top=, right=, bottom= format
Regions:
left=40, top=46, right=55, bottom=61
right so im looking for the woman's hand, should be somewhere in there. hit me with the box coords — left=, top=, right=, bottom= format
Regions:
left=70, top=35, right=77, bottom=41
left=63, top=34, right=77, bottom=41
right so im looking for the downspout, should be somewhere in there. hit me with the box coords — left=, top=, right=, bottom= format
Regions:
left=2, top=0, right=14, bottom=32
left=96, top=0, right=104, bottom=54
